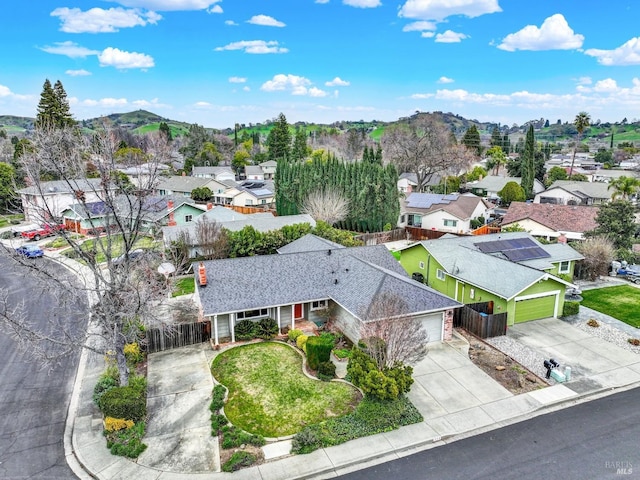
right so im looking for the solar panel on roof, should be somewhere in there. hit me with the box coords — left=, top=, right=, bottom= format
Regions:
left=503, top=247, right=550, bottom=262
left=508, top=238, right=537, bottom=249
left=476, top=240, right=506, bottom=253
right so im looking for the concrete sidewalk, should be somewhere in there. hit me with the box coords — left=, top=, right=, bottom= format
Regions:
left=67, top=313, right=640, bottom=480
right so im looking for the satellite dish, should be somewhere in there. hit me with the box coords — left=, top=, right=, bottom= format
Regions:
left=158, top=262, right=176, bottom=277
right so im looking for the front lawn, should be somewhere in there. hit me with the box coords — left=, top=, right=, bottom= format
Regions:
left=581, top=285, right=640, bottom=328
left=172, top=277, right=195, bottom=297
left=61, top=234, right=158, bottom=263
left=211, top=342, right=360, bottom=438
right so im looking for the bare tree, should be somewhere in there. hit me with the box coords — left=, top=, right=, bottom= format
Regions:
left=301, top=188, right=350, bottom=226
left=360, top=293, right=429, bottom=369
left=195, top=216, right=229, bottom=260
left=382, top=115, right=473, bottom=192
left=574, top=235, right=615, bottom=280
left=0, top=124, right=171, bottom=386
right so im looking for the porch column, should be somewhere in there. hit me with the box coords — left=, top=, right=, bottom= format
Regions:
left=230, top=313, right=236, bottom=343
left=277, top=306, right=281, bottom=334
left=213, top=314, right=219, bottom=345
left=443, top=309, right=454, bottom=341
left=291, top=306, right=295, bottom=331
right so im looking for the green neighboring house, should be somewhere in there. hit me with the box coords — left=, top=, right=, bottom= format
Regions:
left=398, top=232, right=583, bottom=326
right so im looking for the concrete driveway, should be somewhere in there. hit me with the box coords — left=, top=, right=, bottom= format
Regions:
left=508, top=318, right=640, bottom=394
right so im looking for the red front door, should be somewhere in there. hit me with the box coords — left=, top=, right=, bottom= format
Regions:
left=294, top=303, right=303, bottom=319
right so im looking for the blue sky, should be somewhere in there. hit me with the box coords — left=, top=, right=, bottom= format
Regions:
left=1, top=0, right=639, bottom=129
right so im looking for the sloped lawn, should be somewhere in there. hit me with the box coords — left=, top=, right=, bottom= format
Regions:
left=211, top=342, right=360, bottom=437
left=581, top=285, right=640, bottom=328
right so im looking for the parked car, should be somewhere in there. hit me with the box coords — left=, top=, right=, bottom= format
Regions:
left=11, top=223, right=39, bottom=237
left=15, top=244, right=44, bottom=258
left=21, top=224, right=65, bottom=241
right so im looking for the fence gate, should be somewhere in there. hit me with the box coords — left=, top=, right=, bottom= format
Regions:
left=145, top=322, right=211, bottom=353
left=453, top=302, right=507, bottom=339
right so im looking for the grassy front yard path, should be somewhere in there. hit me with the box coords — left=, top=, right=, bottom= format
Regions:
left=211, top=342, right=360, bottom=438
left=580, top=285, right=640, bottom=328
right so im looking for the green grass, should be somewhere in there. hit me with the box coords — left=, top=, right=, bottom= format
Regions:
left=581, top=285, right=640, bottom=328
left=61, top=234, right=158, bottom=263
left=172, top=277, right=195, bottom=297
left=211, top=342, right=360, bottom=437
left=0, top=214, right=24, bottom=228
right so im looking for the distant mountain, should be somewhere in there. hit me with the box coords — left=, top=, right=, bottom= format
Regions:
left=0, top=115, right=34, bottom=132
left=81, top=109, right=191, bottom=130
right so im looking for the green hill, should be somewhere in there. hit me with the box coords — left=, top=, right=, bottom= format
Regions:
left=0, top=115, right=33, bottom=133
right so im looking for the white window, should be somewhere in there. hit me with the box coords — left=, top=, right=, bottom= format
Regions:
left=559, top=261, right=570, bottom=274
left=236, top=308, right=269, bottom=320
left=311, top=300, right=328, bottom=311
left=419, top=261, right=425, bottom=269
left=443, top=219, right=458, bottom=227
left=246, top=199, right=254, bottom=206
left=436, top=269, right=445, bottom=281
left=470, top=288, right=475, bottom=299
left=185, top=214, right=193, bottom=222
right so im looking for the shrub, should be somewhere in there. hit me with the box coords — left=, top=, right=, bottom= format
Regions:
left=210, top=384, right=226, bottom=412
left=317, top=361, right=336, bottom=381
left=255, top=317, right=279, bottom=340
left=347, top=348, right=413, bottom=400
left=306, top=336, right=334, bottom=370
left=235, top=320, right=257, bottom=341
left=105, top=421, right=147, bottom=458
left=93, top=372, right=119, bottom=406
left=587, top=319, right=600, bottom=328
left=211, top=413, right=228, bottom=434
left=124, top=343, right=144, bottom=365
left=333, top=348, right=351, bottom=359
left=288, top=329, right=304, bottom=342
left=628, top=338, right=640, bottom=346
left=221, top=425, right=265, bottom=449
left=563, top=301, right=580, bottom=316
left=104, top=417, right=135, bottom=432
left=222, top=451, right=257, bottom=472
left=296, top=334, right=309, bottom=351
left=291, top=425, right=322, bottom=454
left=128, top=374, right=147, bottom=395
left=98, top=386, right=147, bottom=422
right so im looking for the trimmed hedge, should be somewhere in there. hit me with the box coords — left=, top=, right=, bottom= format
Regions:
left=98, top=385, right=147, bottom=422
left=563, top=300, right=580, bottom=316
left=306, top=336, right=334, bottom=370
left=255, top=318, right=279, bottom=340
left=235, top=320, right=257, bottom=340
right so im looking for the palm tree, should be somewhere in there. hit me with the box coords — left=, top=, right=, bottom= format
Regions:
left=568, top=111, right=591, bottom=178
left=608, top=175, right=640, bottom=200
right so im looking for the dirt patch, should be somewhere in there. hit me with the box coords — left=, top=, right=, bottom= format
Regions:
left=219, top=444, right=265, bottom=470
left=457, top=329, right=547, bottom=395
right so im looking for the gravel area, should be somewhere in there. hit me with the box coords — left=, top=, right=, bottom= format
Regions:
left=572, top=319, right=640, bottom=354
left=485, top=335, right=554, bottom=383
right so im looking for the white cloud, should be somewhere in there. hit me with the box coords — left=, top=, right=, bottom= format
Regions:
left=247, top=15, right=286, bottom=27
left=74, top=97, right=129, bottom=107
left=40, top=41, right=99, bottom=58
left=108, top=0, right=220, bottom=11
left=325, top=77, right=350, bottom=87
left=208, top=5, right=222, bottom=13
left=402, top=20, right=436, bottom=32
left=215, top=40, right=288, bottom=54
left=399, top=0, right=501, bottom=21
left=229, top=76, right=247, bottom=83
left=194, top=101, right=212, bottom=107
left=316, top=0, right=330, bottom=3
left=421, top=31, right=435, bottom=38
left=0, top=84, right=31, bottom=101
left=243, top=86, right=250, bottom=92
left=343, top=0, right=381, bottom=8
left=576, top=76, right=592, bottom=85
left=132, top=97, right=169, bottom=108
left=225, top=20, right=238, bottom=26
left=51, top=7, right=161, bottom=33
left=593, top=78, right=618, bottom=92
left=437, top=76, right=454, bottom=84
left=435, top=30, right=467, bottom=43
left=98, top=47, right=155, bottom=69
left=261, top=74, right=326, bottom=97
left=498, top=14, right=584, bottom=52
left=585, top=37, right=640, bottom=66
left=66, top=69, right=92, bottom=76
left=0, top=85, right=14, bottom=97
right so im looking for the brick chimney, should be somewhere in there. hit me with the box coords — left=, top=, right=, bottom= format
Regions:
left=207, top=202, right=213, bottom=210
left=558, top=233, right=567, bottom=244
left=198, top=262, right=207, bottom=287
left=167, top=200, right=177, bottom=226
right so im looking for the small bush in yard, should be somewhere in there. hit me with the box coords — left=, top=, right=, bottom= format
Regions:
left=562, top=301, right=580, bottom=316
left=210, top=384, right=226, bottom=412
left=306, top=335, right=334, bottom=370
left=333, top=348, right=351, bottom=359
left=587, top=319, right=600, bottom=328
left=317, top=361, right=336, bottom=381
left=104, top=417, right=135, bottom=432
left=222, top=451, right=257, bottom=472
left=211, top=413, right=228, bottom=434
left=221, top=425, right=265, bottom=449
left=288, top=329, right=303, bottom=342
left=255, top=317, right=279, bottom=339
left=629, top=338, right=640, bottom=346
left=98, top=385, right=147, bottom=422
left=235, top=320, right=257, bottom=340
left=124, top=342, right=144, bottom=365
left=93, top=372, right=118, bottom=406
left=296, top=334, right=309, bottom=351
left=105, top=421, right=147, bottom=458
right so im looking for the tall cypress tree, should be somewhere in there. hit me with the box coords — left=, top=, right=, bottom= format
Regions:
left=266, top=113, right=292, bottom=161
left=462, top=125, right=482, bottom=157
left=36, top=79, right=75, bottom=129
left=520, top=125, right=535, bottom=199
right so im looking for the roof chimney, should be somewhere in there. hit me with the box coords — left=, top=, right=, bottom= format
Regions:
left=198, top=262, right=207, bottom=287
left=558, top=233, right=567, bottom=244
left=207, top=202, right=213, bottom=210
left=167, top=200, right=177, bottom=226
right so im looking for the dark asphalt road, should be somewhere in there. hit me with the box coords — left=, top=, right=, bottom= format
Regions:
left=338, top=387, right=640, bottom=480
left=0, top=254, right=87, bottom=480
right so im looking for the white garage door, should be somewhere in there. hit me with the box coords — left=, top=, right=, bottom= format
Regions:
left=420, top=313, right=444, bottom=342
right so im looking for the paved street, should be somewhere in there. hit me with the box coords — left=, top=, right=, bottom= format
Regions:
left=337, top=386, right=640, bottom=480
left=0, top=253, right=86, bottom=480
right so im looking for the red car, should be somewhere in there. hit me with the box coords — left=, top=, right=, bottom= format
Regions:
left=21, top=224, right=65, bottom=241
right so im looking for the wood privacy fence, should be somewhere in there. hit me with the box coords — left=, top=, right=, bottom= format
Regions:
left=145, top=322, right=211, bottom=353
left=454, top=302, right=507, bottom=339
left=405, top=226, right=450, bottom=241
left=354, top=228, right=407, bottom=245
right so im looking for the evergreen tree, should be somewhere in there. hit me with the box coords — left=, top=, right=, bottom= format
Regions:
left=520, top=125, right=535, bottom=198
left=36, top=79, right=75, bottom=129
left=490, top=126, right=502, bottom=150
left=291, top=127, right=308, bottom=161
left=266, top=113, right=292, bottom=161
left=52, top=80, right=75, bottom=127
left=159, top=122, right=172, bottom=141
left=462, top=125, right=482, bottom=157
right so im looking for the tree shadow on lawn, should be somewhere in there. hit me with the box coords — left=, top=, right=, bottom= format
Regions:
left=211, top=341, right=361, bottom=438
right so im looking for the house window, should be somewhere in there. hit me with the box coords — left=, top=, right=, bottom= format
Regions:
left=408, top=214, right=422, bottom=227
left=311, top=300, right=328, bottom=311
left=443, top=219, right=457, bottom=227
left=400, top=215, right=405, bottom=224
left=470, top=288, right=475, bottom=299
left=436, top=269, right=445, bottom=281
left=559, top=261, right=570, bottom=274
left=246, top=199, right=254, bottom=206
left=419, top=261, right=425, bottom=269
left=185, top=214, right=193, bottom=222
left=236, top=308, right=269, bottom=320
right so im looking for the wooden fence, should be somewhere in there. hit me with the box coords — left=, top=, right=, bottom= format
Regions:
left=454, top=302, right=507, bottom=339
left=145, top=321, right=211, bottom=353
left=228, top=205, right=277, bottom=216
left=405, top=226, right=450, bottom=241
left=354, top=229, right=407, bottom=245
left=471, top=224, right=502, bottom=236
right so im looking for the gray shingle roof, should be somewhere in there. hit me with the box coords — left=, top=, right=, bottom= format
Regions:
left=196, top=245, right=460, bottom=319
left=18, top=178, right=105, bottom=195
left=546, top=180, right=612, bottom=200
left=277, top=234, right=344, bottom=254
left=156, top=176, right=213, bottom=193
